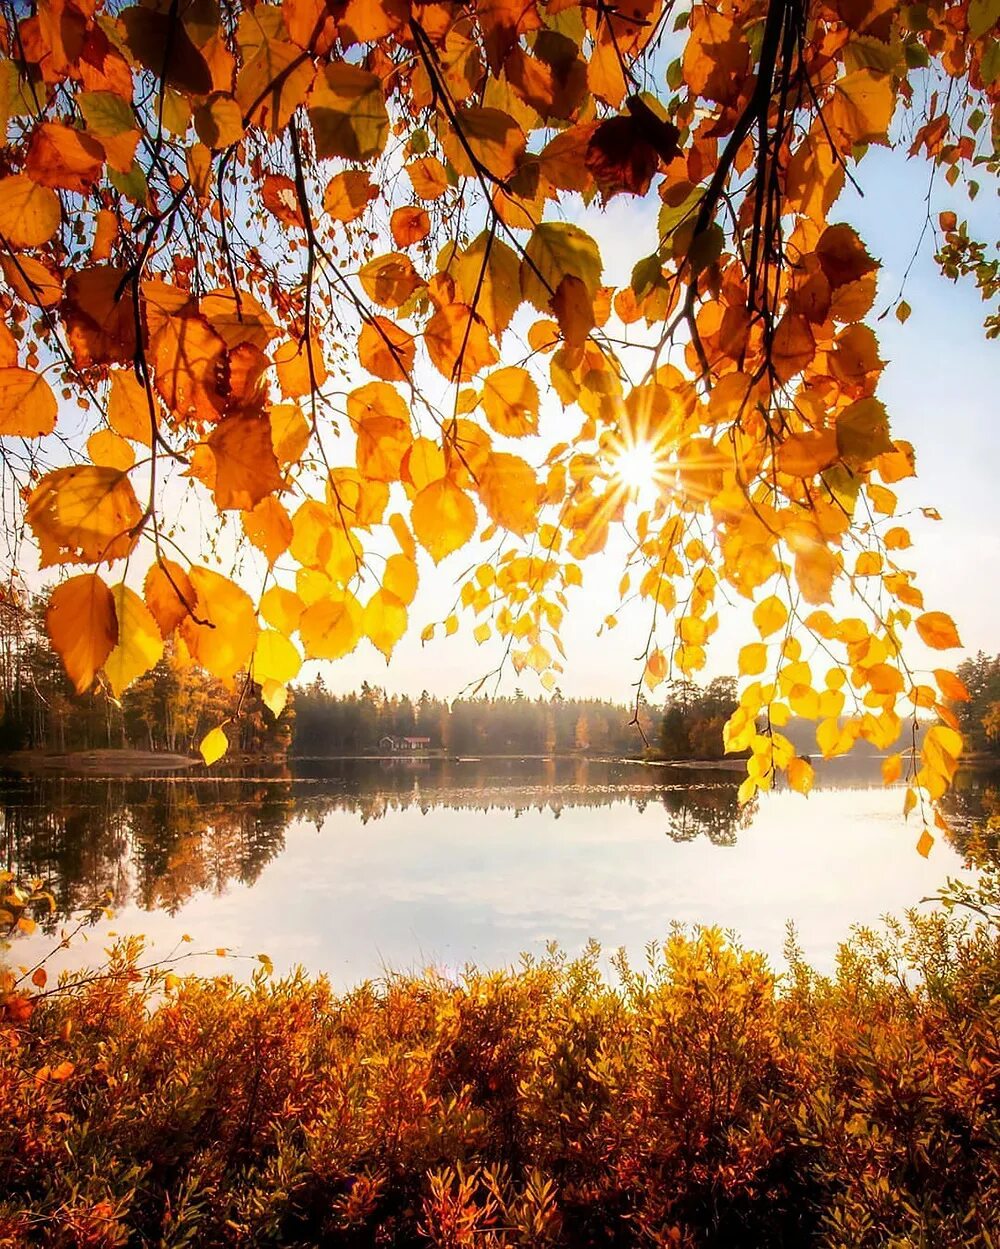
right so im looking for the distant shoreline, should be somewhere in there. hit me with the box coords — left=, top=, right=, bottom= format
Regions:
left=0, top=747, right=749, bottom=777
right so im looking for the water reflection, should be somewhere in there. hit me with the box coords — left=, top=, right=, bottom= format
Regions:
left=1, top=757, right=991, bottom=978
left=3, top=759, right=762, bottom=924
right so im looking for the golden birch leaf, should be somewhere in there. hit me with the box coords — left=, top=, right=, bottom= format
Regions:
left=242, top=496, right=293, bottom=564
left=323, top=169, right=378, bottom=221
left=252, top=629, right=302, bottom=684
left=87, top=429, right=135, bottom=471
left=477, top=452, right=540, bottom=535
left=46, top=574, right=118, bottom=694
left=261, top=679, right=287, bottom=718
left=915, top=611, right=962, bottom=650
left=260, top=585, right=304, bottom=634
left=309, top=63, right=389, bottom=161
left=364, top=588, right=407, bottom=659
left=107, top=369, right=155, bottom=446
left=179, top=567, right=259, bottom=680
left=0, top=174, right=60, bottom=248
left=26, top=465, right=141, bottom=566
left=411, top=479, right=477, bottom=562
left=103, top=583, right=163, bottom=698
left=753, top=595, right=788, bottom=638
left=521, top=222, right=602, bottom=313
left=481, top=366, right=539, bottom=436
left=0, top=367, right=57, bottom=437
left=199, top=725, right=229, bottom=766
left=299, top=591, right=364, bottom=660
left=144, top=560, right=195, bottom=639
left=787, top=756, right=815, bottom=795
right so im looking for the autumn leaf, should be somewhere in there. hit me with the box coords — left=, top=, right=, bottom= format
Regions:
left=0, top=175, right=60, bottom=249
left=46, top=574, right=118, bottom=694
left=915, top=611, right=962, bottom=650
left=0, top=368, right=57, bottom=437
left=477, top=452, right=539, bottom=535
left=323, top=170, right=378, bottom=221
left=309, top=63, right=389, bottom=160
left=103, top=584, right=164, bottom=698
left=144, top=560, right=195, bottom=639
left=199, top=725, right=229, bottom=766
left=299, top=591, right=364, bottom=660
left=27, top=466, right=141, bottom=566
left=481, top=366, right=539, bottom=436
left=25, top=123, right=104, bottom=193
left=412, top=479, right=476, bottom=562
left=179, top=567, right=259, bottom=680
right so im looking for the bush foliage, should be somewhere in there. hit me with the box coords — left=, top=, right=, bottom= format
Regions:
left=3, top=893, right=1000, bottom=1248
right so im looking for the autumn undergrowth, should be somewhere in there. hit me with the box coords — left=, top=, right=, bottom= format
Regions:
left=2, top=882, right=999, bottom=1249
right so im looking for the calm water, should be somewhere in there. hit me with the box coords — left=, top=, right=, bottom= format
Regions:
left=2, top=757, right=992, bottom=983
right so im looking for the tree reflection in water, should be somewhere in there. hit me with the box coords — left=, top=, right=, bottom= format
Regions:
left=16, top=755, right=963, bottom=930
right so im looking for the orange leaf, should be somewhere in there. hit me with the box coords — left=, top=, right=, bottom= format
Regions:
left=0, top=174, right=61, bottom=249
left=46, top=574, right=118, bottom=693
left=0, top=368, right=56, bottom=437
left=390, top=206, right=431, bottom=248
left=915, top=611, right=962, bottom=650
left=322, top=169, right=378, bottom=221
left=412, top=478, right=476, bottom=562
left=358, top=317, right=415, bottom=382
left=25, top=123, right=104, bottom=193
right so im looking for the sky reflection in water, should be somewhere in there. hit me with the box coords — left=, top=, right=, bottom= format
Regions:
left=3, top=758, right=981, bottom=984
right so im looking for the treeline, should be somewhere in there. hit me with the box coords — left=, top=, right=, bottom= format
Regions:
left=953, top=652, right=1000, bottom=755
left=0, top=597, right=288, bottom=758
left=291, top=680, right=658, bottom=757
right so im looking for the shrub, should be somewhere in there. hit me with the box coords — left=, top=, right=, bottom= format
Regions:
left=1, top=906, right=999, bottom=1247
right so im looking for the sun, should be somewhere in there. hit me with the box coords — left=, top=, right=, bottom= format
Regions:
left=607, top=433, right=676, bottom=506
left=612, top=441, right=661, bottom=494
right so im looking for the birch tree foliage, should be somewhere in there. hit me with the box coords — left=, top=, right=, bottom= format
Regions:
left=0, top=0, right=996, bottom=849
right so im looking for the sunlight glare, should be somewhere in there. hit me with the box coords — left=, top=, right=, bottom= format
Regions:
left=611, top=439, right=662, bottom=501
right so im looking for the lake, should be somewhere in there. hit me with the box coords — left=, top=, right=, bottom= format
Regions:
left=2, top=757, right=992, bottom=984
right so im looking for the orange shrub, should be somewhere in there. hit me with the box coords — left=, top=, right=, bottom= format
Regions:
left=1, top=911, right=999, bottom=1247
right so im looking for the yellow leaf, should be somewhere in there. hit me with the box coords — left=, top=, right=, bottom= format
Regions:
left=87, top=429, right=135, bottom=471
left=179, top=567, right=259, bottom=680
left=242, top=496, right=293, bottom=565
left=164, top=973, right=181, bottom=992
left=521, top=222, right=603, bottom=313
left=323, top=169, right=378, bottom=221
left=752, top=596, right=788, bottom=638
left=260, top=585, right=304, bottom=634
left=144, top=560, right=195, bottom=639
left=0, top=174, right=60, bottom=248
left=915, top=611, right=962, bottom=650
left=299, top=591, right=363, bottom=660
left=481, top=366, right=539, bottom=437
left=364, top=588, right=407, bottom=660
left=27, top=465, right=142, bottom=566
left=412, top=479, right=477, bottom=563
left=46, top=574, right=118, bottom=694
left=253, top=629, right=301, bottom=685
left=915, top=827, right=934, bottom=858
left=384, top=553, right=418, bottom=605
left=477, top=452, right=540, bottom=536
left=309, top=63, right=388, bottom=161
left=787, top=756, right=814, bottom=795
left=199, top=725, right=229, bottom=766
left=104, top=584, right=164, bottom=698
left=881, top=752, right=903, bottom=785
left=107, top=369, right=155, bottom=445
left=829, top=69, right=896, bottom=143
left=261, top=679, right=287, bottom=718
left=738, top=643, right=768, bottom=676
left=0, top=367, right=57, bottom=437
